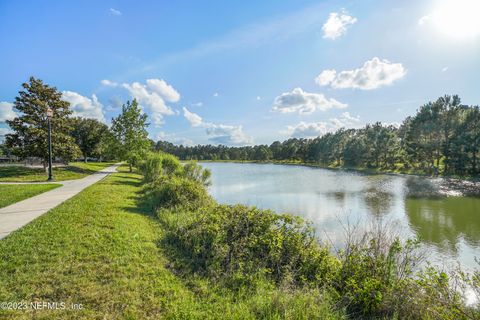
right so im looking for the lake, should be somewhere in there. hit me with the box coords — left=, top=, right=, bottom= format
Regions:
left=201, top=162, right=480, bottom=271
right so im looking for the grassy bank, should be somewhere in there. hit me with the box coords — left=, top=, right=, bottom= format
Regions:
left=0, top=162, right=116, bottom=182
left=0, top=184, right=61, bottom=208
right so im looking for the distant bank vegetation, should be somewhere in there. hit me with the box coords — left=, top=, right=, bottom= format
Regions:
left=139, top=152, right=480, bottom=319
left=156, top=95, right=479, bottom=177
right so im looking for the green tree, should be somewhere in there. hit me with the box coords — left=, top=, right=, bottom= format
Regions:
left=70, top=117, right=109, bottom=162
left=6, top=77, right=80, bottom=166
left=111, top=99, right=150, bottom=172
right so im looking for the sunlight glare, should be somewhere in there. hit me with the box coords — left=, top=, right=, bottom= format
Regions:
left=431, top=0, right=480, bottom=39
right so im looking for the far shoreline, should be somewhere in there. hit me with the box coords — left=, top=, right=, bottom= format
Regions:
left=195, top=159, right=480, bottom=197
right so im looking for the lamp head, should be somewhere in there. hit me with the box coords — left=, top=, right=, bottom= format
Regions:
left=46, top=106, right=53, bottom=118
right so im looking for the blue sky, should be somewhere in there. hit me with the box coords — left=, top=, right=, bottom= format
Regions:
left=1, top=0, right=479, bottom=145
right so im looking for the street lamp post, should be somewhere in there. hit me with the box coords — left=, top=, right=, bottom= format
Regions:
left=46, top=106, right=53, bottom=181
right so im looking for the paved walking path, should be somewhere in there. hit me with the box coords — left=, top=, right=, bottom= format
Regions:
left=0, top=163, right=120, bottom=240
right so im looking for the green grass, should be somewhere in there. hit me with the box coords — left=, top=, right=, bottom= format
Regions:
left=0, top=166, right=343, bottom=319
left=0, top=162, right=116, bottom=182
left=0, top=184, right=61, bottom=208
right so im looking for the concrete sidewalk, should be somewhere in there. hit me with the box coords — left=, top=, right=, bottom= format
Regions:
left=0, top=163, right=120, bottom=240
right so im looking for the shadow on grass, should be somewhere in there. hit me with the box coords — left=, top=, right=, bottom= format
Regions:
left=0, top=166, right=44, bottom=179
left=57, top=165, right=97, bottom=175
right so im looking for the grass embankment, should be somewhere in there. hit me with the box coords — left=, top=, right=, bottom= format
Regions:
left=0, top=165, right=340, bottom=319
left=0, top=162, right=116, bottom=182
left=0, top=184, right=61, bottom=208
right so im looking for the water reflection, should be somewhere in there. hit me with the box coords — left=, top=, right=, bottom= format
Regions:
left=363, top=187, right=395, bottom=217
left=406, top=197, right=480, bottom=252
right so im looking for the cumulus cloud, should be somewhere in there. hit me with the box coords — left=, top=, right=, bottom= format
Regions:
left=101, top=78, right=179, bottom=126
left=329, top=111, right=361, bottom=129
left=0, top=102, right=18, bottom=122
left=155, top=131, right=194, bottom=146
left=109, top=8, right=122, bottom=16
left=62, top=91, right=105, bottom=122
left=183, top=107, right=203, bottom=127
left=285, top=112, right=361, bottom=138
left=287, top=122, right=329, bottom=138
left=182, top=107, right=252, bottom=145
left=315, top=57, right=406, bottom=90
left=322, top=10, right=357, bottom=39
left=206, top=124, right=252, bottom=145
left=272, top=87, right=347, bottom=115
left=146, top=79, right=180, bottom=102
left=213, top=92, right=219, bottom=97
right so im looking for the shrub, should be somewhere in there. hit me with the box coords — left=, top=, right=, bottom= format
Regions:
left=145, top=176, right=212, bottom=211
left=183, top=161, right=212, bottom=186
left=140, top=152, right=183, bottom=183
left=161, top=204, right=339, bottom=289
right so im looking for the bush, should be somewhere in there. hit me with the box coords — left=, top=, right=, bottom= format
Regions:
left=145, top=176, right=212, bottom=211
left=140, top=152, right=183, bottom=183
left=183, top=161, right=212, bottom=186
left=333, top=222, right=476, bottom=319
left=161, top=204, right=339, bottom=289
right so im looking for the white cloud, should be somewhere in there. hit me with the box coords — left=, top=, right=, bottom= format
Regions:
left=101, top=79, right=118, bottom=87
left=146, top=79, right=180, bottom=102
left=102, top=78, right=179, bottom=126
left=322, top=10, right=357, bottom=39
left=285, top=112, right=361, bottom=138
left=155, top=131, right=194, bottom=146
left=213, top=92, right=219, bottom=97
left=287, top=122, right=329, bottom=138
left=0, top=128, right=12, bottom=141
left=206, top=124, right=252, bottom=145
left=62, top=91, right=105, bottom=122
left=109, top=8, right=122, bottom=16
left=272, top=87, right=347, bottom=115
left=0, top=102, right=17, bottom=122
left=315, top=57, right=406, bottom=90
left=182, top=107, right=203, bottom=127
left=191, top=102, right=203, bottom=107
left=315, top=69, right=337, bottom=86
left=441, top=67, right=449, bottom=72
left=329, top=111, right=361, bottom=129
left=182, top=107, right=252, bottom=145
left=256, top=96, right=261, bottom=100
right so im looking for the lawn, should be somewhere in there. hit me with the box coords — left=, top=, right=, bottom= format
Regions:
left=0, top=184, right=61, bottom=208
left=0, top=166, right=341, bottom=319
left=0, top=162, right=116, bottom=182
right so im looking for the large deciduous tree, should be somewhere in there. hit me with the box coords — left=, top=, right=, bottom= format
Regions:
left=71, top=117, right=109, bottom=162
left=5, top=77, right=80, bottom=166
left=110, top=99, right=150, bottom=172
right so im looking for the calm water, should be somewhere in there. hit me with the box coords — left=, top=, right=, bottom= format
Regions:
left=201, top=162, right=480, bottom=271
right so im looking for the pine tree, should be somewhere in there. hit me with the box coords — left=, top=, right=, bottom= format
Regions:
left=110, top=99, right=150, bottom=172
left=5, top=77, right=80, bottom=165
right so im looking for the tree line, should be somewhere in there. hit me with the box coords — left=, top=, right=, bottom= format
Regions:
left=3, top=78, right=478, bottom=177
left=2, top=77, right=151, bottom=172
left=156, top=95, right=479, bottom=176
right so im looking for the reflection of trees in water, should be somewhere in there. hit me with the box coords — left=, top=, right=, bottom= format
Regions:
left=406, top=197, right=480, bottom=253
left=363, top=187, right=394, bottom=217
left=405, top=176, right=440, bottom=198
